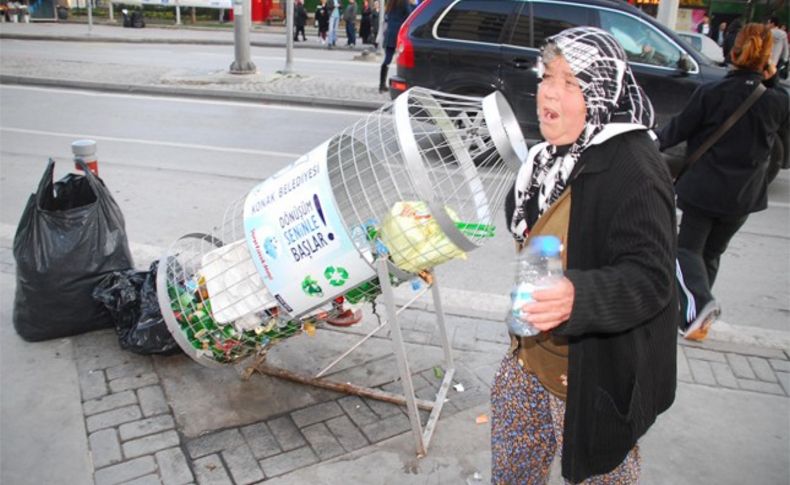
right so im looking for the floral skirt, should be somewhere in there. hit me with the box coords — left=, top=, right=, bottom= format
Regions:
left=490, top=354, right=640, bottom=484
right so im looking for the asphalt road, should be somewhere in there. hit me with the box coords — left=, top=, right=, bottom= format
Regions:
left=1, top=84, right=788, bottom=333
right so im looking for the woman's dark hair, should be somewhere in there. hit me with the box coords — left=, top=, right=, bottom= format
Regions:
left=385, top=0, right=408, bottom=14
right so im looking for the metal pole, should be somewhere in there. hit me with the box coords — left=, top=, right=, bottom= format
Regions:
left=87, top=0, right=93, bottom=31
left=175, top=0, right=181, bottom=25
left=377, top=257, right=426, bottom=457
left=376, top=0, right=384, bottom=54
left=283, top=0, right=294, bottom=73
left=656, top=0, right=679, bottom=30
left=230, top=0, right=257, bottom=74
left=108, top=1, right=113, bottom=22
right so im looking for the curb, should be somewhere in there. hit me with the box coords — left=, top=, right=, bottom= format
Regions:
left=0, top=74, right=386, bottom=112
left=0, top=32, right=373, bottom=53
left=0, top=222, right=787, bottom=352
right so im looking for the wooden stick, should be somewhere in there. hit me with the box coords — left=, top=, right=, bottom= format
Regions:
left=249, top=362, right=436, bottom=411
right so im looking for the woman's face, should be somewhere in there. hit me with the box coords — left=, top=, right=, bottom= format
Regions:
left=537, top=55, right=587, bottom=146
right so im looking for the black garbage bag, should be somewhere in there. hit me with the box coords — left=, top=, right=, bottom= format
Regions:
left=13, top=160, right=134, bottom=341
left=93, top=261, right=181, bottom=355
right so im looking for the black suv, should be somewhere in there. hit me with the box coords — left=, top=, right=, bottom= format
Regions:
left=390, top=0, right=728, bottom=141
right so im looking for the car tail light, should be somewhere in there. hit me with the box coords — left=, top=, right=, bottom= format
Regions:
left=391, top=80, right=408, bottom=92
left=396, top=0, right=432, bottom=69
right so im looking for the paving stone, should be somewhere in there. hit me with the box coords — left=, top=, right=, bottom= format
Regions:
left=325, top=415, right=368, bottom=452
left=677, top=350, right=693, bottom=382
left=267, top=416, right=306, bottom=452
left=748, top=357, right=778, bottom=382
left=710, top=362, right=738, bottom=389
left=737, top=378, right=786, bottom=396
left=684, top=347, right=727, bottom=363
left=87, top=405, right=143, bottom=433
left=138, top=385, right=170, bottom=417
left=680, top=339, right=786, bottom=360
left=241, top=423, right=281, bottom=459
left=776, top=372, right=790, bottom=395
left=193, top=454, right=232, bottom=485
left=84, top=391, right=138, bottom=416
left=222, top=444, right=265, bottom=485
left=187, top=429, right=246, bottom=459
left=110, top=373, right=160, bottom=393
left=337, top=396, right=379, bottom=427
left=106, top=360, right=155, bottom=381
left=76, top=339, right=131, bottom=374
left=363, top=396, right=404, bottom=419
left=452, top=324, right=477, bottom=351
left=123, top=430, right=181, bottom=459
left=361, top=412, right=410, bottom=442
left=379, top=374, right=432, bottom=393
left=401, top=328, right=431, bottom=345
left=90, top=428, right=123, bottom=469
left=80, top=369, right=109, bottom=401
left=770, top=359, right=790, bottom=373
left=290, top=401, right=344, bottom=428
left=476, top=320, right=510, bottom=344
left=471, top=363, right=499, bottom=388
left=726, top=354, right=756, bottom=379
left=447, top=386, right=488, bottom=410
left=120, top=415, right=175, bottom=441
left=687, top=359, right=717, bottom=386
left=258, top=446, right=318, bottom=478
left=94, top=456, right=157, bottom=485
left=156, top=447, right=194, bottom=485
left=301, top=422, right=345, bottom=460
left=120, top=474, right=162, bottom=485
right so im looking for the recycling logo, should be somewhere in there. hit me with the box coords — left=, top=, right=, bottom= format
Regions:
left=301, top=276, right=324, bottom=298
left=324, top=266, right=349, bottom=287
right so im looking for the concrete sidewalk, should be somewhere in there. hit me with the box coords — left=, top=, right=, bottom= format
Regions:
left=1, top=230, right=788, bottom=485
left=0, top=22, right=389, bottom=111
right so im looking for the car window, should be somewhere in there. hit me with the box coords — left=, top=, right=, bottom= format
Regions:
left=436, top=0, right=513, bottom=44
left=599, top=10, right=682, bottom=69
left=531, top=2, right=592, bottom=47
left=679, top=34, right=702, bottom=52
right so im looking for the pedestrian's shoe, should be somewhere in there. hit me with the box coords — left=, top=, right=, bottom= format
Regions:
left=682, top=300, right=721, bottom=341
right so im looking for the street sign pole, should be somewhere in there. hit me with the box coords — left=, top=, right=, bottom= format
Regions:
left=284, top=0, right=294, bottom=74
left=376, top=0, right=385, bottom=55
left=230, top=0, right=257, bottom=74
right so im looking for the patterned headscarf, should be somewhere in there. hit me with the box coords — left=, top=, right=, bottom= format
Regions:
left=509, top=27, right=655, bottom=242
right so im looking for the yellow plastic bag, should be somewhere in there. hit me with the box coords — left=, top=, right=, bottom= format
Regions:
left=380, top=201, right=467, bottom=273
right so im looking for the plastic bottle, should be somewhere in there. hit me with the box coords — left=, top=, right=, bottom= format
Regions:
left=506, top=235, right=564, bottom=337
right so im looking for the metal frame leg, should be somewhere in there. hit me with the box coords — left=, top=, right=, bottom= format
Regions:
left=377, top=257, right=426, bottom=456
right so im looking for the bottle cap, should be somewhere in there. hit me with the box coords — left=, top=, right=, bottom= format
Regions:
left=529, top=235, right=561, bottom=256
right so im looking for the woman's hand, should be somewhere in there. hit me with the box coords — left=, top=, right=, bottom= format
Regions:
left=521, top=277, right=575, bottom=332
left=763, top=63, right=777, bottom=80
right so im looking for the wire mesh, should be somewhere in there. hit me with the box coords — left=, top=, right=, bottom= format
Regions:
left=156, top=87, right=525, bottom=366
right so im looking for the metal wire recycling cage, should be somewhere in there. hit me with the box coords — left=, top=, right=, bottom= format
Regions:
left=156, top=87, right=527, bottom=367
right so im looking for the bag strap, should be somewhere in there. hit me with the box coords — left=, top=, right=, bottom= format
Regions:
left=34, top=159, right=57, bottom=208
left=36, top=159, right=106, bottom=208
left=676, top=82, right=766, bottom=180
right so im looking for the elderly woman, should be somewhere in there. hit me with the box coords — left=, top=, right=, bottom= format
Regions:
left=491, top=27, right=678, bottom=484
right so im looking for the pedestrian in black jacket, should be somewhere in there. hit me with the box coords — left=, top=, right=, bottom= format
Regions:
left=315, top=0, right=329, bottom=44
left=359, top=0, right=372, bottom=44
left=293, top=0, right=308, bottom=42
left=492, top=27, right=677, bottom=484
left=723, top=18, right=743, bottom=64
left=659, top=23, right=789, bottom=341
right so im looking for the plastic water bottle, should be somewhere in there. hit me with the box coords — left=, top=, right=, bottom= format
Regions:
left=506, top=235, right=564, bottom=337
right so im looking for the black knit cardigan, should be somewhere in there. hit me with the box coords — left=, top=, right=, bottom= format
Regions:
left=504, top=130, right=679, bottom=482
